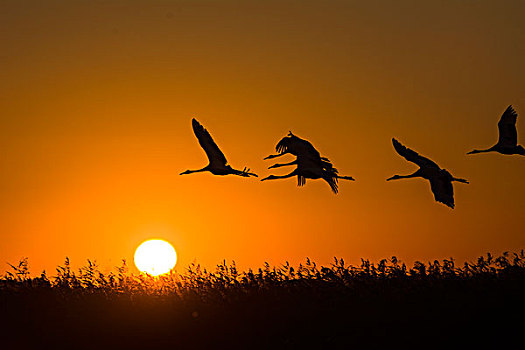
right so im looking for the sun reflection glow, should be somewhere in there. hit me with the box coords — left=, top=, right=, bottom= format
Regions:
left=134, top=239, right=177, bottom=276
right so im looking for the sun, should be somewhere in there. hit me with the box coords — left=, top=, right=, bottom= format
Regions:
left=134, top=239, right=177, bottom=276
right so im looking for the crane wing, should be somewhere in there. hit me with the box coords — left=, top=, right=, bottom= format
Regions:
left=497, top=105, right=518, bottom=147
left=322, top=171, right=339, bottom=194
left=321, top=158, right=337, bottom=172
left=275, top=136, right=293, bottom=154
left=429, top=171, right=455, bottom=209
left=191, top=119, right=228, bottom=167
left=392, top=138, right=440, bottom=170
left=276, top=135, right=322, bottom=159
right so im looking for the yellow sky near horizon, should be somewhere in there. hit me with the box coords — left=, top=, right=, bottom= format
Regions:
left=1, top=0, right=524, bottom=274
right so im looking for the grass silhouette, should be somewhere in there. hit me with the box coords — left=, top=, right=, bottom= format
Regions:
left=1, top=252, right=524, bottom=348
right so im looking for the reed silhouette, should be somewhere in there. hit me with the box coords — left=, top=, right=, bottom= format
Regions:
left=467, top=105, right=525, bottom=156
left=387, top=138, right=469, bottom=208
left=180, top=118, right=257, bottom=177
left=262, top=131, right=354, bottom=193
left=2, top=252, right=524, bottom=348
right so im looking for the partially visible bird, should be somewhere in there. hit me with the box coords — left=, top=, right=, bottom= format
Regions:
left=262, top=131, right=354, bottom=193
left=180, top=118, right=257, bottom=177
left=261, top=154, right=354, bottom=194
left=467, top=105, right=525, bottom=156
left=387, top=138, right=468, bottom=209
left=264, top=131, right=333, bottom=170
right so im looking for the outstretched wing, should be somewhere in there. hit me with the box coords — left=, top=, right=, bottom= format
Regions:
left=429, top=171, right=455, bottom=209
left=276, top=136, right=293, bottom=154
left=497, top=105, right=518, bottom=147
left=276, top=134, right=322, bottom=159
left=191, top=119, right=228, bottom=167
left=392, top=138, right=440, bottom=170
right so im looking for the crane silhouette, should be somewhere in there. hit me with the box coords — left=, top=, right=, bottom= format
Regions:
left=467, top=105, right=525, bottom=156
left=261, top=156, right=353, bottom=194
left=265, top=131, right=350, bottom=170
left=262, top=131, right=354, bottom=193
left=387, top=138, right=469, bottom=209
left=180, top=118, right=257, bottom=177
left=265, top=131, right=327, bottom=159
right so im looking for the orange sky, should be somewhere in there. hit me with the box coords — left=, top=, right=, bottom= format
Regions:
left=1, top=1, right=524, bottom=274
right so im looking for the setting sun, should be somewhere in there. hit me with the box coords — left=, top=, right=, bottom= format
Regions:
left=134, top=239, right=177, bottom=276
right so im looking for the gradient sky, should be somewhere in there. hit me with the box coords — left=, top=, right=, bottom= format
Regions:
left=1, top=0, right=524, bottom=274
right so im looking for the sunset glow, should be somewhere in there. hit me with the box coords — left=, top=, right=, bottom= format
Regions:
left=0, top=0, right=524, bottom=275
left=2, top=1, right=525, bottom=348
left=134, top=239, right=177, bottom=276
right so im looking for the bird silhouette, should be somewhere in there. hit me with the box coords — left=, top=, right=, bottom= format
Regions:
left=180, top=118, right=257, bottom=177
left=262, top=131, right=354, bottom=193
left=387, top=138, right=468, bottom=209
left=467, top=105, right=525, bottom=156
left=264, top=131, right=334, bottom=170
left=261, top=156, right=353, bottom=194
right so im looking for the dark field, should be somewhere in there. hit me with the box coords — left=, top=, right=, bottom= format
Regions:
left=1, top=252, right=524, bottom=349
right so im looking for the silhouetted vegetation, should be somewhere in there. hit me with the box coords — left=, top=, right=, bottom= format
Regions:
left=1, top=252, right=524, bottom=348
